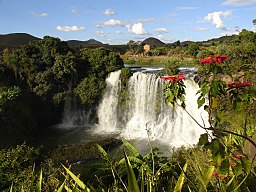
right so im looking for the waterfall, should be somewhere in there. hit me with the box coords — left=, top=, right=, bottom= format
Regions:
left=58, top=85, right=91, bottom=129
left=97, top=70, right=122, bottom=132
left=96, top=70, right=209, bottom=147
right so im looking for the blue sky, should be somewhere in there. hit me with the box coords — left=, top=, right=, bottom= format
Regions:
left=0, top=0, right=256, bottom=44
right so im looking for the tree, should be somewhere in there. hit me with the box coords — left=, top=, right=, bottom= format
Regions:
left=127, top=40, right=144, bottom=59
left=187, top=43, right=200, bottom=58
left=253, top=19, right=256, bottom=25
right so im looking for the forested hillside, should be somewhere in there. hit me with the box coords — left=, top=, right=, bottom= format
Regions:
left=0, top=36, right=124, bottom=146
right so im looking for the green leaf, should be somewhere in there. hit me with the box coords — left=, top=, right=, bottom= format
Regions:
left=29, top=165, right=35, bottom=192
left=57, top=180, right=66, bottom=192
left=9, top=183, right=13, bottom=192
left=62, top=165, right=90, bottom=191
left=212, top=153, right=222, bottom=167
left=233, top=163, right=243, bottom=176
left=35, top=169, right=42, bottom=192
left=219, top=159, right=229, bottom=175
left=198, top=133, right=209, bottom=146
left=197, top=97, right=205, bottom=108
left=241, top=157, right=251, bottom=174
left=174, top=162, right=188, bottom=192
left=211, top=80, right=219, bottom=97
left=226, top=175, right=235, bottom=188
left=199, top=165, right=215, bottom=191
left=211, top=97, right=218, bottom=109
left=122, top=139, right=141, bottom=158
left=124, top=150, right=140, bottom=192
left=119, top=156, right=144, bottom=165
left=96, top=144, right=109, bottom=161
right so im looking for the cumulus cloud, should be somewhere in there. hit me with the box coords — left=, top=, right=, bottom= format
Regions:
left=95, top=31, right=107, bottom=37
left=252, top=26, right=256, bottom=32
left=103, top=19, right=126, bottom=27
left=56, top=26, right=85, bottom=32
left=176, top=6, right=198, bottom=10
left=154, top=28, right=168, bottom=34
left=204, top=10, right=232, bottom=30
left=127, top=23, right=149, bottom=35
left=194, top=27, right=209, bottom=31
left=103, top=8, right=116, bottom=16
left=156, top=34, right=174, bottom=43
left=223, top=0, right=256, bottom=6
left=32, top=11, right=48, bottom=17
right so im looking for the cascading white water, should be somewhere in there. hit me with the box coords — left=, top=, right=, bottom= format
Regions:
left=97, top=70, right=209, bottom=147
left=97, top=70, right=121, bottom=132
left=58, top=84, right=91, bottom=129
left=59, top=98, right=91, bottom=128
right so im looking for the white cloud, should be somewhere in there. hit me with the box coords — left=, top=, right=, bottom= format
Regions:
left=136, top=17, right=171, bottom=23
left=96, top=24, right=104, bottom=28
left=157, top=34, right=174, bottom=43
left=103, top=8, right=116, bottom=16
left=103, top=19, right=126, bottom=27
left=194, top=27, right=209, bottom=31
left=176, top=6, right=198, bottom=10
left=223, top=0, right=256, bottom=6
left=115, top=30, right=123, bottom=35
left=137, top=18, right=155, bottom=23
left=252, top=26, right=256, bottom=32
left=95, top=31, right=107, bottom=37
left=220, top=30, right=239, bottom=36
left=204, top=10, right=232, bottom=30
left=56, top=26, right=85, bottom=32
left=219, top=26, right=241, bottom=36
left=154, top=28, right=168, bottom=34
left=32, top=11, right=48, bottom=17
left=71, top=7, right=79, bottom=16
left=127, top=23, right=149, bottom=35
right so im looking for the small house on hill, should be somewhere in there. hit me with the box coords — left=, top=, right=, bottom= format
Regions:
left=143, top=44, right=150, bottom=53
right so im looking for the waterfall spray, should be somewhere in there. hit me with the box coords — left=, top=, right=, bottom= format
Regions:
left=97, top=70, right=209, bottom=147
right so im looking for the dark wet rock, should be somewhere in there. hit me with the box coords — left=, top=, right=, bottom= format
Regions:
left=47, top=138, right=122, bottom=164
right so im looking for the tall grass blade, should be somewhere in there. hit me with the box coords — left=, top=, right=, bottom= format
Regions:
left=9, top=183, right=13, bottom=192
left=63, top=165, right=91, bottom=191
left=35, top=169, right=42, bottom=192
left=199, top=165, right=215, bottom=191
left=174, top=161, right=188, bottom=192
left=124, top=150, right=140, bottom=192
left=96, top=144, right=109, bottom=161
left=57, top=180, right=66, bottom=192
left=122, top=139, right=141, bottom=158
left=29, top=164, right=35, bottom=192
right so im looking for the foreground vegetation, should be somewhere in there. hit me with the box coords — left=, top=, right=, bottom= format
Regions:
left=0, top=29, right=256, bottom=191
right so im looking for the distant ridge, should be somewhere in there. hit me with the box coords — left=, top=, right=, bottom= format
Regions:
left=66, top=39, right=103, bottom=47
left=0, top=33, right=39, bottom=50
left=0, top=32, right=236, bottom=52
left=142, top=37, right=165, bottom=47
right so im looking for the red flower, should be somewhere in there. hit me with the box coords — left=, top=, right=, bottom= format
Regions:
left=161, top=74, right=187, bottom=83
left=200, top=54, right=227, bottom=65
left=219, top=173, right=228, bottom=180
left=212, top=172, right=218, bottom=177
left=200, top=58, right=213, bottom=65
left=230, top=162, right=235, bottom=168
left=234, top=154, right=245, bottom=159
left=228, top=82, right=251, bottom=88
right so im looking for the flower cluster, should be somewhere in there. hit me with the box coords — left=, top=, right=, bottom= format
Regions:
left=161, top=74, right=186, bottom=83
left=200, top=54, right=228, bottom=65
left=228, top=82, right=251, bottom=88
